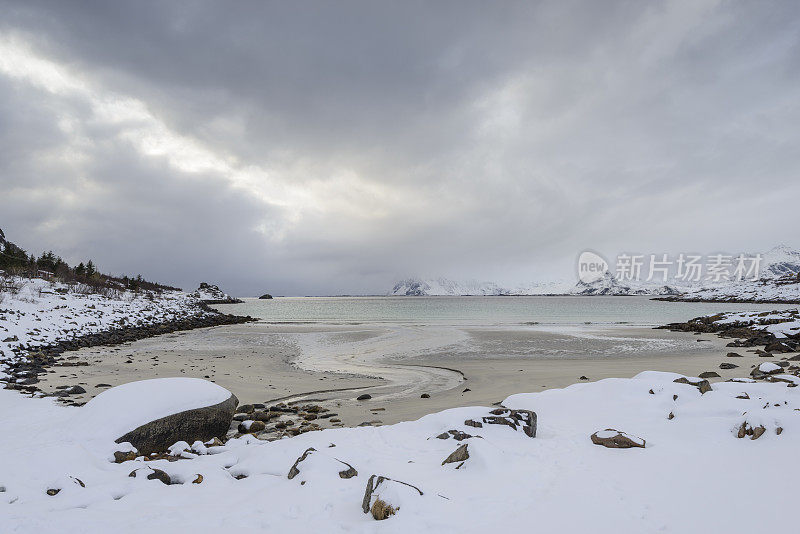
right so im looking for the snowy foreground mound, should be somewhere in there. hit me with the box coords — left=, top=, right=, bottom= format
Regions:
left=2, top=372, right=799, bottom=533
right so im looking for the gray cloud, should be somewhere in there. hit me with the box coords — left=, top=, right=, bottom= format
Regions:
left=0, top=0, right=799, bottom=295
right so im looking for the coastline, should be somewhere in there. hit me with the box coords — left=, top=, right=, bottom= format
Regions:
left=30, top=321, right=781, bottom=428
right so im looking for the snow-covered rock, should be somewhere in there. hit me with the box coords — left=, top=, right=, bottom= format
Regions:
left=190, top=282, right=242, bottom=303
left=77, top=378, right=238, bottom=455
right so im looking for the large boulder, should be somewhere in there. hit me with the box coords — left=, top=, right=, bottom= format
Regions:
left=78, top=378, right=237, bottom=455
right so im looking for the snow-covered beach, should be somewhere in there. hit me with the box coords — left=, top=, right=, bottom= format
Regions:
left=3, top=280, right=800, bottom=532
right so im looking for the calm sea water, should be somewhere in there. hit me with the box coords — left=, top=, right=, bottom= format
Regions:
left=214, top=296, right=794, bottom=327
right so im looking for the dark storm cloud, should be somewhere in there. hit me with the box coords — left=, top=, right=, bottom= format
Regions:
left=0, top=0, right=799, bottom=295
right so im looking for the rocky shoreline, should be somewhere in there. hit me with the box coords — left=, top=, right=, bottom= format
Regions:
left=657, top=311, right=800, bottom=354
left=1, top=305, right=256, bottom=397
left=653, top=296, right=800, bottom=304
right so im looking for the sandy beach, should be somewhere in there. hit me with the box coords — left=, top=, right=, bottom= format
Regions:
left=35, top=320, right=780, bottom=427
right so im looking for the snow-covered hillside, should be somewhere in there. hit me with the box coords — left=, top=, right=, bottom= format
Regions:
left=2, top=370, right=799, bottom=532
left=0, top=277, right=223, bottom=381
left=672, top=245, right=800, bottom=303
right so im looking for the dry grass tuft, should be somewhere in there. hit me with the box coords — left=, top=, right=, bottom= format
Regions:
left=370, top=499, right=397, bottom=520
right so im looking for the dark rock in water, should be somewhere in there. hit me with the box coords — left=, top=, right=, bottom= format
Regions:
left=462, top=388, right=471, bottom=393
left=441, top=444, right=469, bottom=466
left=719, top=362, right=739, bottom=370
left=356, top=394, right=372, bottom=401
left=115, top=393, right=238, bottom=456
left=727, top=352, right=743, bottom=358
left=259, top=294, right=273, bottom=300
left=698, top=371, right=720, bottom=379
left=96, top=383, right=112, bottom=388
left=590, top=429, right=645, bottom=448
left=579, top=376, right=589, bottom=380
left=66, top=385, right=86, bottom=394
left=420, top=393, right=430, bottom=398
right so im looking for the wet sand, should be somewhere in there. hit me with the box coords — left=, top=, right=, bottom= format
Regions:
left=36, top=322, right=790, bottom=428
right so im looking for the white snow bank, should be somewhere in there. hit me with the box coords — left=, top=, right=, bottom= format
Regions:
left=2, top=371, right=800, bottom=533
left=76, top=378, right=233, bottom=444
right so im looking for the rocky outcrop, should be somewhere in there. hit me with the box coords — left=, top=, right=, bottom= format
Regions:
left=191, top=282, right=243, bottom=304
left=258, top=293, right=273, bottom=299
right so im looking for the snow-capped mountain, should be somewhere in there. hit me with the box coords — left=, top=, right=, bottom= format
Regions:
left=388, top=276, right=674, bottom=296
left=389, top=278, right=508, bottom=296
left=761, top=244, right=800, bottom=279
left=571, top=271, right=679, bottom=296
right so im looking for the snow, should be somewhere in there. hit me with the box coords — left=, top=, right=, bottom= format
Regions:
left=77, top=378, right=233, bottom=446
left=2, top=371, right=799, bottom=533
left=0, top=276, right=213, bottom=380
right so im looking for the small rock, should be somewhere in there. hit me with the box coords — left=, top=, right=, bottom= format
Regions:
left=698, top=371, right=720, bottom=379
left=46, top=488, right=60, bottom=496
left=727, top=352, right=743, bottom=358
left=673, top=377, right=712, bottom=394
left=192, top=474, right=203, bottom=484
left=236, top=404, right=255, bottom=414
left=113, top=450, right=137, bottom=463
left=356, top=394, right=372, bottom=401
left=590, top=429, right=645, bottom=449
left=579, top=376, right=589, bottom=380
left=719, top=362, right=739, bottom=370
left=441, top=444, right=469, bottom=466
left=420, top=393, right=430, bottom=398
left=238, top=420, right=266, bottom=434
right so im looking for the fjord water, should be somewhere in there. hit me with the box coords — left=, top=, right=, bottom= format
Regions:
left=218, top=296, right=793, bottom=326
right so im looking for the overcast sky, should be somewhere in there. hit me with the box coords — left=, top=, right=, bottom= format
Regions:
left=0, top=1, right=798, bottom=296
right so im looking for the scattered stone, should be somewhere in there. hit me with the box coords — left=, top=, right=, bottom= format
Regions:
left=736, top=421, right=767, bottom=440
left=579, top=376, right=589, bottom=380
left=751, top=362, right=782, bottom=378
left=113, top=450, right=138, bottom=463
left=765, top=341, right=794, bottom=353
left=192, top=474, right=203, bottom=484
left=464, top=419, right=482, bottom=428
left=698, top=371, right=720, bottom=379
left=719, top=362, right=739, bottom=370
left=238, top=420, right=266, bottom=434
left=463, top=388, right=471, bottom=393
left=442, top=444, right=469, bottom=467
left=287, top=447, right=358, bottom=480
left=673, top=377, right=712, bottom=394
left=236, top=404, right=255, bottom=414
left=727, top=352, right=743, bottom=358
left=420, top=393, right=430, bottom=398
left=356, top=394, right=372, bottom=401
left=129, top=468, right=171, bottom=485
left=96, top=383, right=112, bottom=388
left=46, top=488, right=60, bottom=496
left=590, top=429, right=645, bottom=449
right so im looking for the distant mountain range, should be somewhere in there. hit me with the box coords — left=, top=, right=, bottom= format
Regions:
left=389, top=245, right=800, bottom=301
